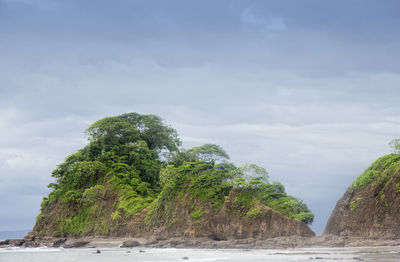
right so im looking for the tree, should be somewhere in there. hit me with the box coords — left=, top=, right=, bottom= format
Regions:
left=236, top=163, right=269, bottom=183
left=185, top=144, right=230, bottom=162
left=86, top=112, right=181, bottom=154
left=389, top=138, right=400, bottom=154
left=45, top=112, right=181, bottom=216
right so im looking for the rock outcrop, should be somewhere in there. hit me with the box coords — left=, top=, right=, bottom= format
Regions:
left=31, top=188, right=314, bottom=241
left=28, top=112, right=315, bottom=243
left=143, top=190, right=314, bottom=240
left=324, top=154, right=400, bottom=239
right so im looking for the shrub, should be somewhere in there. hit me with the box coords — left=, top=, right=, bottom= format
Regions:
left=191, top=209, right=203, bottom=219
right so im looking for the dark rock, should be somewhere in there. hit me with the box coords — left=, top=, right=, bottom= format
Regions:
left=0, top=239, right=25, bottom=247
left=208, top=234, right=227, bottom=241
left=0, top=240, right=10, bottom=246
left=14, top=240, right=25, bottom=247
left=53, top=238, right=67, bottom=247
left=63, top=240, right=90, bottom=248
left=169, top=240, right=181, bottom=246
left=10, top=239, right=24, bottom=247
left=24, top=240, right=39, bottom=248
left=121, top=240, right=141, bottom=248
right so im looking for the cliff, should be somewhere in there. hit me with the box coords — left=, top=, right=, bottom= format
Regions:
left=32, top=187, right=314, bottom=241
left=149, top=189, right=314, bottom=240
left=324, top=154, right=400, bottom=238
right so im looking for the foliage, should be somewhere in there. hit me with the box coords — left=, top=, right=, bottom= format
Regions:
left=62, top=190, right=82, bottom=204
left=246, top=207, right=262, bottom=218
left=187, top=162, right=236, bottom=208
left=233, top=178, right=314, bottom=224
left=149, top=159, right=313, bottom=225
left=82, top=185, right=106, bottom=204
left=107, top=163, right=157, bottom=214
left=191, top=209, right=203, bottom=219
left=146, top=160, right=237, bottom=227
left=86, top=112, right=181, bottom=153
left=235, top=163, right=269, bottom=183
left=351, top=154, right=400, bottom=188
left=349, top=197, right=362, bottom=211
left=111, top=210, right=120, bottom=221
left=168, top=144, right=230, bottom=167
left=185, top=144, right=230, bottom=163
left=389, top=138, right=400, bottom=154
left=396, top=181, right=400, bottom=193
left=292, top=212, right=315, bottom=224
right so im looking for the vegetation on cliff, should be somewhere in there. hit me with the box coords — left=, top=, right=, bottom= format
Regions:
left=350, top=139, right=400, bottom=189
left=34, top=112, right=314, bottom=237
left=351, top=154, right=400, bottom=188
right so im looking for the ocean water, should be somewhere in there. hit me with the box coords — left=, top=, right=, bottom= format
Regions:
left=0, top=230, right=29, bottom=240
left=0, top=246, right=400, bottom=262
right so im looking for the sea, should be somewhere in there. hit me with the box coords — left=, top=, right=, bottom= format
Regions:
left=0, top=230, right=29, bottom=240
left=1, top=246, right=400, bottom=262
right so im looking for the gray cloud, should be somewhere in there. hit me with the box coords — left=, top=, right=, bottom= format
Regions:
left=1, top=0, right=400, bottom=234
left=241, top=6, right=286, bottom=32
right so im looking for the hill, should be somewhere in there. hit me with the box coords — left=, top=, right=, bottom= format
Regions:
left=30, top=112, right=314, bottom=241
left=324, top=154, right=400, bottom=238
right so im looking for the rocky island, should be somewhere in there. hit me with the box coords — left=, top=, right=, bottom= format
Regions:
left=11, top=112, right=315, bottom=248
left=324, top=153, right=400, bottom=239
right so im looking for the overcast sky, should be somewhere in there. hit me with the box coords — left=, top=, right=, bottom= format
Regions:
left=1, top=0, right=400, bottom=235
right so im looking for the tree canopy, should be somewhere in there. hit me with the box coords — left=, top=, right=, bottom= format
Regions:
left=389, top=138, right=400, bottom=154
left=235, top=163, right=269, bottom=183
left=185, top=144, right=230, bottom=162
left=86, top=112, right=181, bottom=153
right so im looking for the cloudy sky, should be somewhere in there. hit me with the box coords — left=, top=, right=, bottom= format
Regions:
left=1, top=0, right=400, bottom=235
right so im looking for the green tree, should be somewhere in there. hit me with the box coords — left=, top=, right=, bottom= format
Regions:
left=86, top=112, right=181, bottom=154
left=185, top=144, right=230, bottom=162
left=168, top=144, right=230, bottom=167
left=236, top=163, right=269, bottom=183
left=389, top=138, right=400, bottom=154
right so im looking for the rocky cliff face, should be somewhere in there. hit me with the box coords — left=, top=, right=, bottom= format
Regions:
left=324, top=154, right=400, bottom=239
left=144, top=190, right=314, bottom=240
left=32, top=188, right=314, bottom=241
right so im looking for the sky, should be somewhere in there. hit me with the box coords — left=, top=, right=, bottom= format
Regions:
left=1, top=0, right=400, bottom=235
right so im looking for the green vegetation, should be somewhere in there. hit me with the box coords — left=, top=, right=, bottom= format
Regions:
left=148, top=155, right=313, bottom=226
left=349, top=197, right=363, bottom=211
left=389, top=139, right=400, bottom=154
left=145, top=161, right=236, bottom=227
left=35, top=112, right=314, bottom=237
left=37, top=113, right=180, bottom=235
left=351, top=154, right=400, bottom=188
left=232, top=179, right=314, bottom=224
left=246, top=206, right=262, bottom=218
left=396, top=181, right=400, bottom=193
left=191, top=209, right=203, bottom=219
left=346, top=144, right=400, bottom=218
